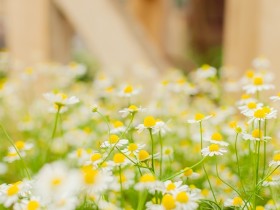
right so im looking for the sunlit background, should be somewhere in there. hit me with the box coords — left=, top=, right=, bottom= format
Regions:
left=0, top=0, right=280, bottom=81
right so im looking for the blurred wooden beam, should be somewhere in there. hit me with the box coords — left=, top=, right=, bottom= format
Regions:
left=4, top=0, right=51, bottom=66
left=223, top=0, right=280, bottom=82
left=54, top=0, right=169, bottom=72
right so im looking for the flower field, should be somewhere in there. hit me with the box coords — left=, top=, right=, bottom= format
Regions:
left=0, top=53, right=279, bottom=210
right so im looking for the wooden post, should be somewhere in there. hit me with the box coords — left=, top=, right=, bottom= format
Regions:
left=223, top=0, right=280, bottom=82
left=4, top=0, right=51, bottom=66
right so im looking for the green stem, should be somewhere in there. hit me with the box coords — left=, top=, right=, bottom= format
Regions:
left=100, top=114, right=135, bottom=165
left=148, top=128, right=155, bottom=173
left=199, top=121, right=217, bottom=203
left=163, top=156, right=206, bottom=181
left=262, top=119, right=267, bottom=179
left=159, top=131, right=163, bottom=180
left=45, top=106, right=61, bottom=162
left=0, top=124, right=31, bottom=179
left=254, top=120, right=261, bottom=209
left=137, top=190, right=148, bottom=210
left=242, top=165, right=280, bottom=209
left=119, top=166, right=124, bottom=207
left=234, top=133, right=246, bottom=194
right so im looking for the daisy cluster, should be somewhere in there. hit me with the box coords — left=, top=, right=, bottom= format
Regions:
left=0, top=54, right=280, bottom=210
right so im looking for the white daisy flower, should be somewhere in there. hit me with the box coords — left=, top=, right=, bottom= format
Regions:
left=119, top=104, right=145, bottom=118
left=13, top=197, right=43, bottom=210
left=196, top=64, right=217, bottom=79
left=181, top=167, right=200, bottom=179
left=224, top=196, right=246, bottom=208
left=252, top=56, right=270, bottom=69
left=118, top=85, right=141, bottom=97
left=175, top=191, right=200, bottom=210
left=269, top=153, right=280, bottom=167
left=112, top=153, right=131, bottom=167
left=242, top=129, right=271, bottom=141
left=43, top=91, right=79, bottom=107
left=110, top=120, right=126, bottom=134
left=243, top=76, right=274, bottom=94
left=270, top=92, right=280, bottom=102
left=82, top=166, right=113, bottom=194
left=238, top=101, right=263, bottom=117
left=262, top=176, right=280, bottom=187
left=136, top=116, right=157, bottom=133
left=135, top=174, right=163, bottom=193
left=121, top=143, right=146, bottom=157
left=204, top=132, right=229, bottom=146
left=100, top=134, right=128, bottom=149
left=187, top=113, right=213, bottom=124
left=33, top=161, right=82, bottom=204
left=153, top=120, right=170, bottom=135
left=66, top=62, right=86, bottom=77
left=248, top=106, right=277, bottom=124
left=0, top=180, right=31, bottom=208
left=68, top=148, right=91, bottom=166
left=163, top=180, right=189, bottom=195
left=201, top=144, right=227, bottom=157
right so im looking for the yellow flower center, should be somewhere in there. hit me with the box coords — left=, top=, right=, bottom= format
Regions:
left=254, top=109, right=266, bottom=118
left=229, top=121, right=237, bottom=128
left=176, top=192, right=189, bottom=203
left=262, top=106, right=271, bottom=114
left=91, top=153, right=102, bottom=161
left=177, top=78, right=186, bottom=85
left=256, top=206, right=265, bottom=210
left=83, top=168, right=98, bottom=184
left=113, top=121, right=123, bottom=128
left=128, top=143, right=138, bottom=152
left=253, top=77, right=263, bottom=85
left=51, top=178, right=62, bottom=186
left=27, top=200, right=40, bottom=210
left=195, top=113, right=205, bottom=121
left=109, top=135, right=119, bottom=144
left=7, top=184, right=19, bottom=196
left=211, top=132, right=222, bottom=141
left=162, top=194, right=176, bottom=209
left=76, top=148, right=83, bottom=157
left=124, top=85, right=133, bottom=94
left=144, top=116, right=156, bottom=127
left=246, top=70, right=254, bottom=78
left=201, top=189, right=209, bottom=197
left=113, top=153, right=125, bottom=164
left=119, top=174, right=127, bottom=183
left=59, top=93, right=68, bottom=100
left=140, top=174, right=155, bottom=182
left=252, top=129, right=262, bottom=138
left=128, top=105, right=138, bottom=111
left=201, top=64, right=210, bottom=70
left=273, top=154, right=280, bottom=161
left=164, top=148, right=172, bottom=155
left=247, top=102, right=256, bottom=109
left=241, top=94, right=250, bottom=99
left=209, top=144, right=220, bottom=152
left=25, top=67, right=33, bottom=75
left=232, top=196, right=243, bottom=206
left=166, top=183, right=176, bottom=191
left=138, top=150, right=150, bottom=161
left=184, top=168, right=193, bottom=177
left=15, top=141, right=25, bottom=150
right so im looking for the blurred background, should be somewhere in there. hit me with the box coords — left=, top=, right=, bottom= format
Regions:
left=0, top=0, right=280, bottom=80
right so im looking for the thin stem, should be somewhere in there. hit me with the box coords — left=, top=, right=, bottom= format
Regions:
left=119, top=166, right=124, bottom=207
left=148, top=128, right=155, bottom=173
left=199, top=121, right=217, bottom=203
left=159, top=131, right=163, bottom=180
left=242, top=165, right=280, bottom=209
left=234, top=133, right=246, bottom=194
left=100, top=114, right=135, bottom=165
left=262, top=119, right=267, bottom=179
left=0, top=124, right=31, bottom=179
left=137, top=190, right=148, bottom=210
left=215, top=160, right=248, bottom=209
left=96, top=111, right=111, bottom=136
left=163, top=157, right=206, bottom=181
left=45, top=106, right=61, bottom=162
